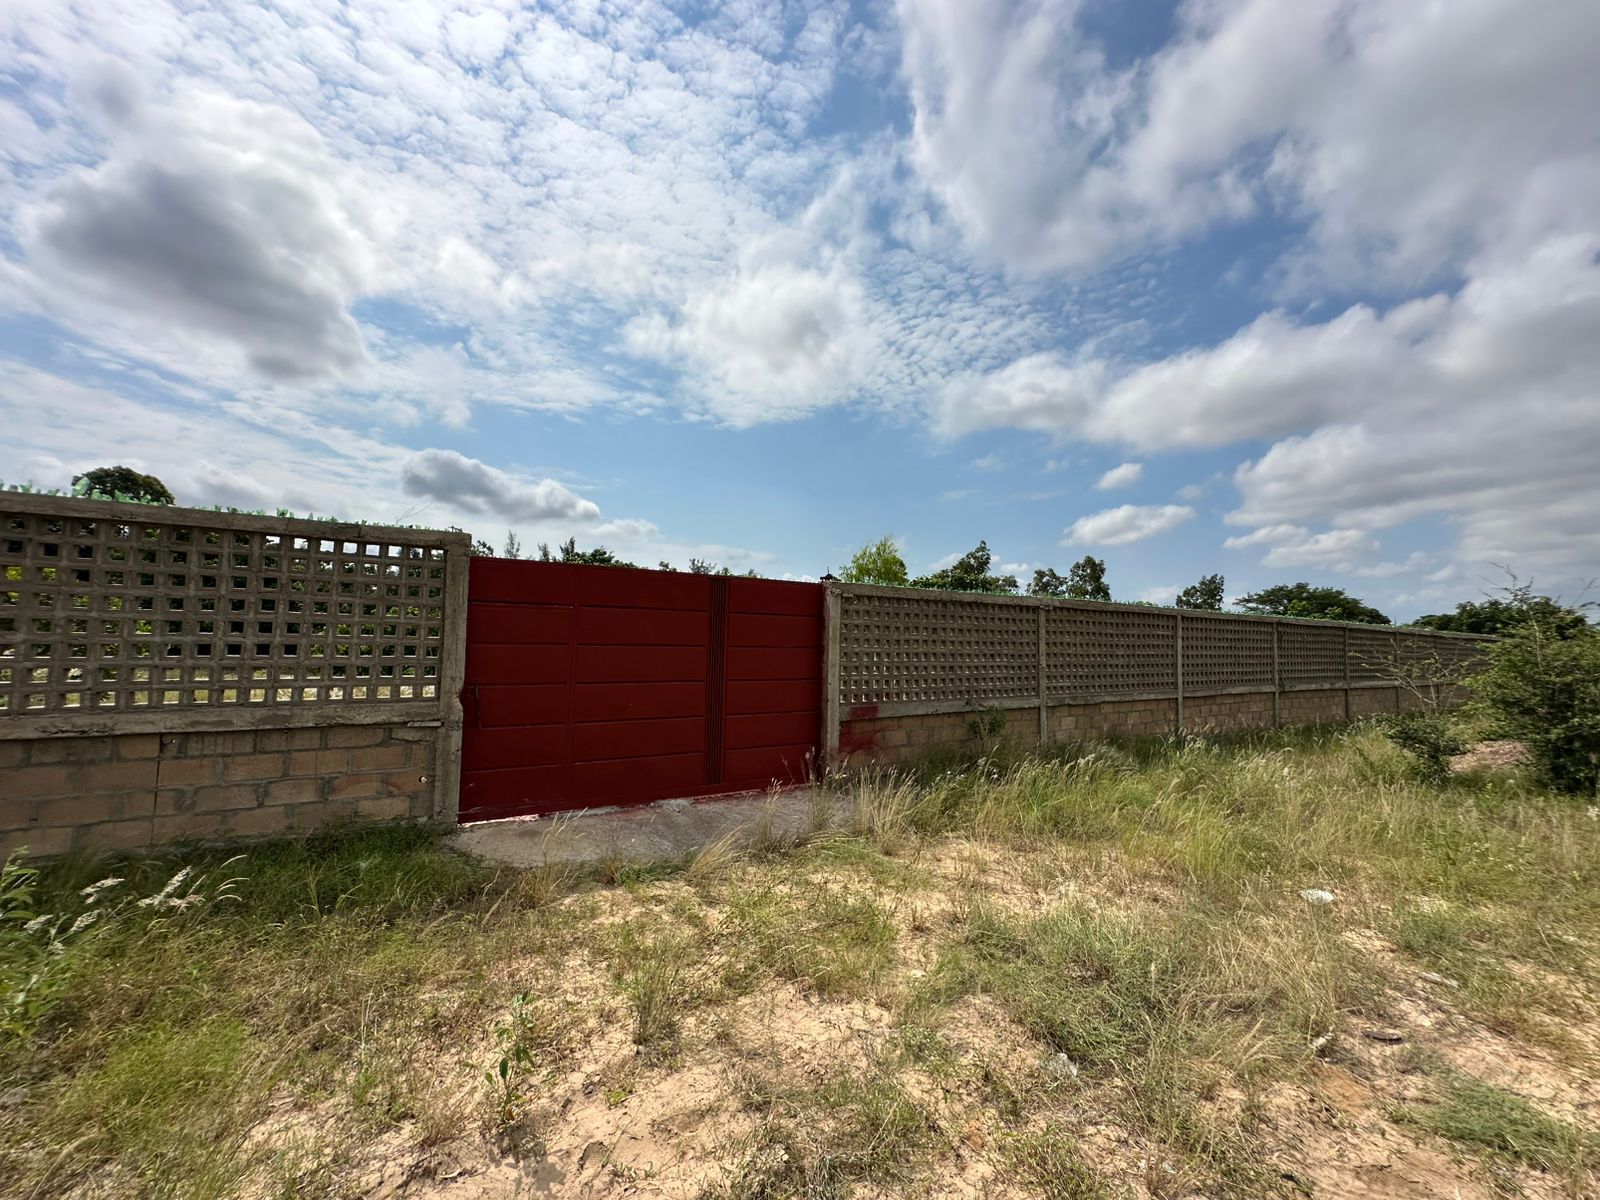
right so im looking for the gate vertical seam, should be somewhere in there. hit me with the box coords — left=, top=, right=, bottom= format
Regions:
left=705, top=576, right=729, bottom=787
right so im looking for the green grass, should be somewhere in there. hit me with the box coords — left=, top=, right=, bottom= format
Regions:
left=2, top=725, right=1597, bottom=1197
left=1394, top=1073, right=1597, bottom=1178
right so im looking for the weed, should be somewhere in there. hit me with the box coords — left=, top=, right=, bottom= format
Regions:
left=484, top=990, right=540, bottom=1128
left=1005, top=1125, right=1118, bottom=1199
left=1393, top=1073, right=1597, bottom=1179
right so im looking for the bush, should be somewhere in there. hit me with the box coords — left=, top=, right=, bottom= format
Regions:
left=1383, top=712, right=1467, bottom=783
left=1471, top=615, right=1600, bottom=797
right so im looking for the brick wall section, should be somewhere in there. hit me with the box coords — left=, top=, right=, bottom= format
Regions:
left=1282, top=690, right=1347, bottom=726
left=1349, top=687, right=1400, bottom=717
left=0, top=722, right=437, bottom=859
left=837, top=683, right=1466, bottom=768
left=1050, top=697, right=1175, bottom=741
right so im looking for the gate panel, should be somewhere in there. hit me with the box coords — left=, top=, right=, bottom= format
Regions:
left=460, top=561, right=823, bottom=822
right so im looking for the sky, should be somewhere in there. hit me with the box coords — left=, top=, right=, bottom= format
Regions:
left=2, top=0, right=1598, bottom=619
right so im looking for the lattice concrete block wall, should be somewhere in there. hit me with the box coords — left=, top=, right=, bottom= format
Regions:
left=824, top=583, right=1492, bottom=768
left=1, top=495, right=469, bottom=857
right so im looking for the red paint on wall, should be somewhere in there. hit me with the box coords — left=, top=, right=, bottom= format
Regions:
left=459, top=560, right=824, bottom=822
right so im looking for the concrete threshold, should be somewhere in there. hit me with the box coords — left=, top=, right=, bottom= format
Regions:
left=446, top=787, right=834, bottom=869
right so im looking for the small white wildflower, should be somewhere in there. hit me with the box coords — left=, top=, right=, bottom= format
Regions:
left=80, top=876, right=124, bottom=903
left=67, top=910, right=102, bottom=936
left=138, top=866, right=193, bottom=908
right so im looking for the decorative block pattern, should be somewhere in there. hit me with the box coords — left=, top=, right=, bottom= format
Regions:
left=1278, top=623, right=1346, bottom=686
left=1045, top=605, right=1175, bottom=697
left=1, top=505, right=457, bottom=718
left=1180, top=614, right=1274, bottom=691
left=839, top=592, right=1037, bottom=705
left=834, top=586, right=1493, bottom=709
left=1348, top=628, right=1399, bottom=682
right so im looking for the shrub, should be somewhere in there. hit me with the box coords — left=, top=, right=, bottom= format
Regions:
left=1471, top=611, right=1600, bottom=797
left=1383, top=712, right=1467, bottom=782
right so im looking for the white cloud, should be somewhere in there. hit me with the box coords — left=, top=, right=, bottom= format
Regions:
left=1064, top=504, right=1194, bottom=546
left=1223, top=524, right=1380, bottom=570
left=896, top=0, right=1600, bottom=281
left=625, top=263, right=879, bottom=423
left=1137, top=585, right=1178, bottom=605
left=937, top=353, right=1104, bottom=437
left=398, top=449, right=601, bottom=524
left=1095, top=461, right=1142, bottom=490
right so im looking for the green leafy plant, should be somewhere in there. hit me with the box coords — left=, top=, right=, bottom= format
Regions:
left=840, top=535, right=909, bottom=586
left=1472, top=591, right=1600, bottom=796
left=484, top=990, right=539, bottom=1128
left=1383, top=711, right=1467, bottom=782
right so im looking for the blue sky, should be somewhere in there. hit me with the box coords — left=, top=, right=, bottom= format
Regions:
left=3, top=0, right=1598, bottom=617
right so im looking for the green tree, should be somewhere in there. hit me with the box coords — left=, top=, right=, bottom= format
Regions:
left=1027, top=568, right=1070, bottom=598
left=538, top=537, right=635, bottom=567
left=840, top=536, right=909, bottom=587
left=910, top=541, right=1018, bottom=594
left=1013, top=556, right=1113, bottom=600
left=1175, top=573, right=1225, bottom=611
left=1062, top=555, right=1111, bottom=601
left=72, top=465, right=174, bottom=505
left=1472, top=585, right=1600, bottom=795
left=1237, top=582, right=1390, bottom=625
left=503, top=530, right=523, bottom=560
left=1416, top=595, right=1588, bottom=638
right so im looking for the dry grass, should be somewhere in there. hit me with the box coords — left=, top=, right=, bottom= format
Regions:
left=2, top=723, right=1597, bottom=1199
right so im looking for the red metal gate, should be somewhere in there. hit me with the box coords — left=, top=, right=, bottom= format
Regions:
left=459, top=560, right=823, bottom=822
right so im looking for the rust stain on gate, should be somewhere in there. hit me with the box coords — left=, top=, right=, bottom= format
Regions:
left=459, top=560, right=823, bottom=822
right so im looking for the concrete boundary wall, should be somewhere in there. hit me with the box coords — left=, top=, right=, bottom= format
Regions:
left=2, top=495, right=469, bottom=858
left=822, top=583, right=1488, bottom=767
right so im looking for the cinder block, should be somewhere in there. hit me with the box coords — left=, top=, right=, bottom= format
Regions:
left=0, top=743, right=28, bottom=770
left=82, top=759, right=161, bottom=793
left=6, top=765, right=74, bottom=799
left=326, top=726, right=386, bottom=748
left=157, top=756, right=220, bottom=787
left=229, top=806, right=292, bottom=838
left=254, top=730, right=290, bottom=752
left=153, top=812, right=228, bottom=843
left=286, top=728, right=325, bottom=751
left=117, top=734, right=162, bottom=760
left=349, top=744, right=408, bottom=772
left=326, top=773, right=384, bottom=800
left=2, top=825, right=75, bottom=859
left=289, top=749, right=348, bottom=777
left=189, top=784, right=264, bottom=813
left=180, top=731, right=258, bottom=757
left=27, top=737, right=117, bottom=766
left=356, top=795, right=412, bottom=821
left=78, top=818, right=156, bottom=854
left=264, top=777, right=323, bottom=806
left=156, top=788, right=198, bottom=815
left=222, top=753, right=286, bottom=783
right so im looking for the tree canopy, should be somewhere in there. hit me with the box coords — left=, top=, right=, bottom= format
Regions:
left=840, top=536, right=909, bottom=587
left=1236, top=582, right=1390, bottom=624
left=1027, top=556, right=1110, bottom=601
left=1175, top=573, right=1225, bottom=611
left=1414, top=594, right=1589, bottom=639
left=72, top=465, right=174, bottom=505
left=539, top=537, right=634, bottom=567
left=910, top=541, right=1018, bottom=594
